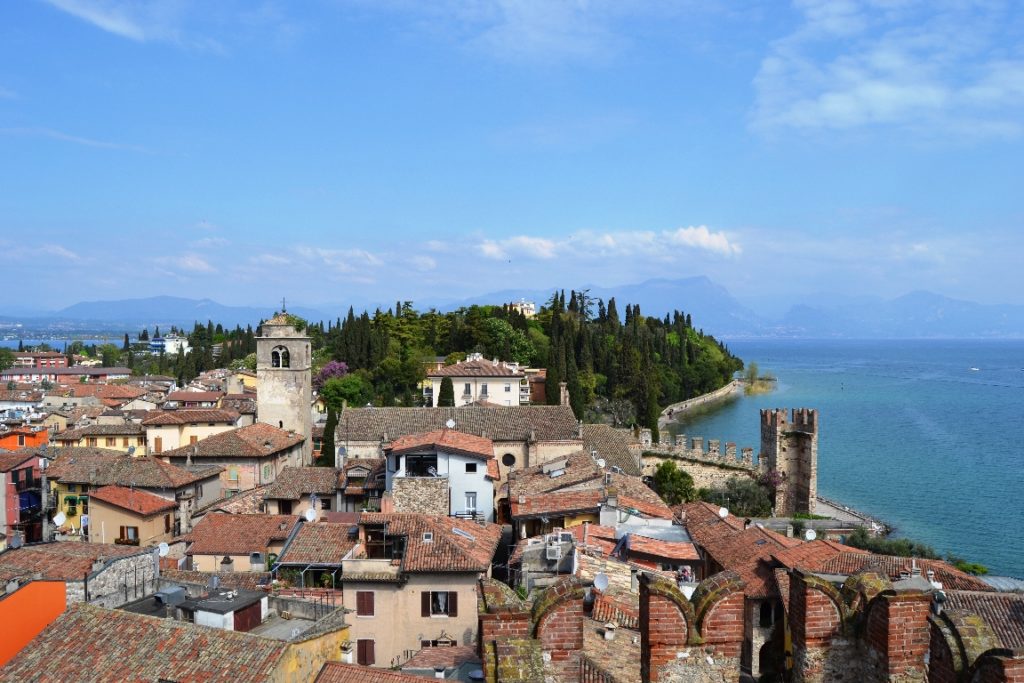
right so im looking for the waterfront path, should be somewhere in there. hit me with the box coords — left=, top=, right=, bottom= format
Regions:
left=658, top=379, right=743, bottom=431
left=815, top=496, right=891, bottom=533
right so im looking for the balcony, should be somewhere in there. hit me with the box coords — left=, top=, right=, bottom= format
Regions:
left=114, top=537, right=140, bottom=546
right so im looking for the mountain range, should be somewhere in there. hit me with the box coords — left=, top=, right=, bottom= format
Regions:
left=3, top=279, right=1024, bottom=339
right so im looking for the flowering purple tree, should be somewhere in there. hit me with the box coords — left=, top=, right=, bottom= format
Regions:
left=314, top=360, right=349, bottom=392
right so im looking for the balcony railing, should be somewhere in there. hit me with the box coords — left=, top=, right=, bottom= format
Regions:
left=114, top=537, right=140, bottom=546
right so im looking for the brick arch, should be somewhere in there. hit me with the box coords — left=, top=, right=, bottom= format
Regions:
left=928, top=608, right=1007, bottom=683
left=691, top=569, right=746, bottom=638
left=966, top=647, right=1024, bottom=683
left=531, top=577, right=586, bottom=681
left=840, top=569, right=891, bottom=618
left=640, top=575, right=696, bottom=644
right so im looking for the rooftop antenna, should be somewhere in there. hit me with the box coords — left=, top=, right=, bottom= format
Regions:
left=281, top=297, right=287, bottom=313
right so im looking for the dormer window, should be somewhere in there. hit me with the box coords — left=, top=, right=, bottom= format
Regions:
left=423, top=532, right=433, bottom=543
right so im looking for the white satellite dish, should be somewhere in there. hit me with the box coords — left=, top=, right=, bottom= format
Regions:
left=445, top=418, right=456, bottom=429
left=804, top=528, right=817, bottom=541
left=593, top=572, right=610, bottom=592
left=717, top=507, right=729, bottom=519
left=596, top=458, right=606, bottom=469
left=158, top=542, right=170, bottom=557
left=53, top=511, right=67, bottom=527
left=304, top=508, right=317, bottom=522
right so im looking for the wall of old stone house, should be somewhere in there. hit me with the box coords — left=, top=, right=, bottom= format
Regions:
left=256, top=320, right=312, bottom=461
left=67, top=550, right=158, bottom=609
left=760, top=408, right=818, bottom=516
left=391, top=477, right=450, bottom=515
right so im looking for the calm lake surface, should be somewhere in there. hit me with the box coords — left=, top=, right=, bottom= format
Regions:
left=670, top=339, right=1024, bottom=577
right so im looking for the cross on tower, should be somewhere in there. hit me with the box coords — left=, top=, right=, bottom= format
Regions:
left=281, top=297, right=287, bottom=313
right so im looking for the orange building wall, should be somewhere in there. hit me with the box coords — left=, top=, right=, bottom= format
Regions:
left=0, top=427, right=49, bottom=450
left=0, top=580, right=67, bottom=665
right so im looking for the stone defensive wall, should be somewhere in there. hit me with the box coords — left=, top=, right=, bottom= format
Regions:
left=641, top=432, right=761, bottom=490
left=657, top=380, right=743, bottom=430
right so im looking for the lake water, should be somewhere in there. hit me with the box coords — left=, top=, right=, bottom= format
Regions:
left=670, top=339, right=1024, bottom=577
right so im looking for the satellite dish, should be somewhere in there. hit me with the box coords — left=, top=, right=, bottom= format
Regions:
left=158, top=542, right=170, bottom=557
left=304, top=508, right=317, bottom=522
left=445, top=418, right=456, bottom=429
left=593, top=573, right=610, bottom=592
left=596, top=458, right=606, bottom=469
left=127, top=446, right=136, bottom=456
left=718, top=507, right=729, bottom=519
left=53, top=511, right=67, bottom=527
left=804, top=529, right=817, bottom=541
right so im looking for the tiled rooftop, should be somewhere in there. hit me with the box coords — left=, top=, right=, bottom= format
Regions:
left=401, top=644, right=480, bottom=670
left=160, top=568, right=272, bottom=591
left=161, top=422, right=304, bottom=459
left=165, top=390, right=225, bottom=402
left=339, top=405, right=580, bottom=443
left=141, top=409, right=240, bottom=425
left=54, top=423, right=146, bottom=440
left=277, top=522, right=356, bottom=565
left=48, top=450, right=216, bottom=488
left=187, top=513, right=300, bottom=556
left=581, top=423, right=642, bottom=476
left=358, top=513, right=501, bottom=573
left=387, top=428, right=495, bottom=459
left=0, top=450, right=36, bottom=472
left=262, top=466, right=339, bottom=499
left=427, top=357, right=524, bottom=377
left=0, top=541, right=146, bottom=582
left=944, top=590, right=1024, bottom=649
left=91, top=485, right=177, bottom=516
left=316, top=662, right=427, bottom=683
left=1, top=602, right=287, bottom=682
left=814, top=552, right=992, bottom=592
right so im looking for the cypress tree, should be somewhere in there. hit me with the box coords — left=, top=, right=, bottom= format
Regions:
left=438, top=377, right=455, bottom=407
left=320, top=407, right=338, bottom=467
left=123, top=333, right=130, bottom=352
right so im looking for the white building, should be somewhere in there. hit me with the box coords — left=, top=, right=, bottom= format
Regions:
left=384, top=429, right=497, bottom=521
left=424, top=353, right=529, bottom=407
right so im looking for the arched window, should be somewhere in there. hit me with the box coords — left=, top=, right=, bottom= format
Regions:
left=281, top=348, right=290, bottom=368
left=271, top=350, right=281, bottom=368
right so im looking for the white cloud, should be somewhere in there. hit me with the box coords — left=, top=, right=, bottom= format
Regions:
left=293, top=246, right=383, bottom=277
left=41, top=0, right=224, bottom=52
left=191, top=236, right=229, bottom=248
left=41, top=244, right=83, bottom=262
left=478, top=226, right=740, bottom=261
left=752, top=1, right=1024, bottom=137
left=154, top=253, right=215, bottom=273
left=410, top=255, right=437, bottom=271
left=0, top=126, right=150, bottom=152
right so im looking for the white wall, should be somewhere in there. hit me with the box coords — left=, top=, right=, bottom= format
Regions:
left=428, top=377, right=522, bottom=406
left=386, top=449, right=494, bottom=521
left=196, top=609, right=233, bottom=630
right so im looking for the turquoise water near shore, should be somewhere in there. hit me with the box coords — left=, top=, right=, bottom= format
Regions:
left=669, top=339, right=1024, bottom=577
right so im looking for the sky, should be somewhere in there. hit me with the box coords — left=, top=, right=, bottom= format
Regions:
left=2, top=0, right=1024, bottom=313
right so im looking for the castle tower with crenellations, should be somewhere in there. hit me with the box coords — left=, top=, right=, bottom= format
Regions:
left=257, top=312, right=312, bottom=462
left=760, top=408, right=818, bottom=516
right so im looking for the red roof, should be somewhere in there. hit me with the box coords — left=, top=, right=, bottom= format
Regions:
left=187, top=513, right=300, bottom=556
left=317, top=663, right=426, bottom=683
left=166, top=391, right=224, bottom=402
left=358, top=513, right=501, bottom=573
left=426, top=358, right=524, bottom=378
left=387, top=429, right=494, bottom=460
left=142, top=409, right=240, bottom=425
left=91, top=485, right=177, bottom=516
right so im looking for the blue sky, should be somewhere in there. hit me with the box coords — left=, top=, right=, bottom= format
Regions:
left=2, top=0, right=1024, bottom=312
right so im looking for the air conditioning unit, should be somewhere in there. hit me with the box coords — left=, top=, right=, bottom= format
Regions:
left=545, top=544, right=562, bottom=561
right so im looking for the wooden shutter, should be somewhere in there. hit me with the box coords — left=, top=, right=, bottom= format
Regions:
left=165, top=514, right=171, bottom=533
left=357, top=639, right=375, bottom=666
left=422, top=591, right=431, bottom=617
left=356, top=591, right=374, bottom=616
left=448, top=591, right=458, bottom=617
left=119, top=525, right=126, bottom=540
left=154, top=437, right=162, bottom=453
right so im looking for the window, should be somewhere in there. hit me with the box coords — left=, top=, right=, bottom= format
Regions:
left=422, top=591, right=459, bottom=617
left=67, top=484, right=77, bottom=493
left=505, top=383, right=511, bottom=392
left=263, top=464, right=271, bottom=480
left=106, top=437, right=116, bottom=447
left=271, top=350, right=281, bottom=368
left=501, top=453, right=516, bottom=467
left=465, top=462, right=477, bottom=473
left=480, top=383, right=488, bottom=396
left=137, top=437, right=146, bottom=446
left=190, top=436, right=198, bottom=445
left=164, top=514, right=172, bottom=533
left=87, top=437, right=97, bottom=447
left=356, top=639, right=375, bottom=666
left=279, top=500, right=293, bottom=515
left=280, top=348, right=290, bottom=368
left=321, top=498, right=332, bottom=511
left=463, top=383, right=471, bottom=396
left=228, top=467, right=239, bottom=481
left=356, top=591, right=375, bottom=616
left=405, top=454, right=438, bottom=477
left=465, top=492, right=477, bottom=513
left=17, top=434, right=25, bottom=446
left=122, top=438, right=129, bottom=447
left=119, top=526, right=139, bottom=541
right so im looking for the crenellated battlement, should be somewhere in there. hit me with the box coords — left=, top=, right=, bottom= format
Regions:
left=761, top=407, right=819, bottom=515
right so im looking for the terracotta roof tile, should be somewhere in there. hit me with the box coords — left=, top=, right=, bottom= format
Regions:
left=771, top=539, right=869, bottom=570
left=0, top=450, right=36, bottom=472
left=262, top=466, right=339, bottom=500
left=91, top=485, right=177, bottom=516
left=277, top=522, right=356, bottom=565
left=1, top=602, right=286, bottom=682
left=387, top=428, right=494, bottom=459
left=166, top=390, right=225, bottom=402
left=54, top=423, right=146, bottom=440
left=340, top=405, right=580, bottom=443
left=317, top=663, right=427, bottom=683
left=198, top=485, right=271, bottom=515
left=0, top=541, right=146, bottom=582
left=944, top=591, right=1024, bottom=649
left=160, top=568, right=272, bottom=591
left=187, top=513, right=300, bottom=556
left=142, top=409, right=240, bottom=425
left=358, top=513, right=501, bottom=573
left=402, top=645, right=480, bottom=670
left=427, top=358, right=524, bottom=378
left=161, top=422, right=304, bottom=459
left=697, top=525, right=803, bottom=598
left=48, top=450, right=216, bottom=489
left=814, top=552, right=992, bottom=592
left=581, top=423, right=642, bottom=476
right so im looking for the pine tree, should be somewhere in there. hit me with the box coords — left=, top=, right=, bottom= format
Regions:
left=123, top=333, right=130, bottom=352
left=320, top=407, right=338, bottom=467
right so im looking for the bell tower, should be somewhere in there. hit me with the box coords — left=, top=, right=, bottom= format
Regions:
left=257, top=311, right=312, bottom=461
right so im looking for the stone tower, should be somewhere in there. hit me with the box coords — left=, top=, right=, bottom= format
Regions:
left=759, top=408, right=818, bottom=516
left=257, top=313, right=312, bottom=462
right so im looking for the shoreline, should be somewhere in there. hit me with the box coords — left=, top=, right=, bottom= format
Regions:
left=658, top=379, right=743, bottom=430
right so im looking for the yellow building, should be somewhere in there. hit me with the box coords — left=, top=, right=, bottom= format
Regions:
left=52, top=424, right=146, bottom=454
left=87, top=485, right=176, bottom=547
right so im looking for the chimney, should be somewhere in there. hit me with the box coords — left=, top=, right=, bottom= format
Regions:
left=559, top=381, right=569, bottom=407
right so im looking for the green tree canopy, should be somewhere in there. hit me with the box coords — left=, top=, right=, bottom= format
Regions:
left=437, top=377, right=455, bottom=407
left=320, top=373, right=374, bottom=411
left=699, top=477, right=772, bottom=518
left=652, top=460, right=696, bottom=506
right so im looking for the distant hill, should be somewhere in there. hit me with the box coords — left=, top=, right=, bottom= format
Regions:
left=7, top=284, right=1024, bottom=339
